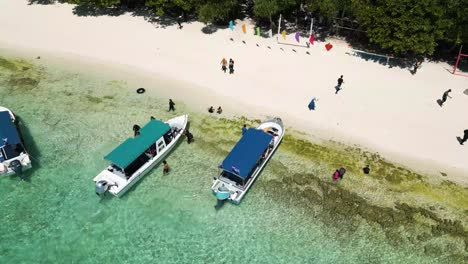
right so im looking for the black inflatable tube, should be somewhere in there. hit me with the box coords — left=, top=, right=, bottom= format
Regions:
left=136, top=88, right=146, bottom=94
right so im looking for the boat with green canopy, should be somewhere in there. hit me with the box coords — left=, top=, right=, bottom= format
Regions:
left=93, top=114, right=188, bottom=197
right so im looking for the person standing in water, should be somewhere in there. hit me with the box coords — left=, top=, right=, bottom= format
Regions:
left=133, top=124, right=141, bottom=137
left=162, top=160, right=170, bottom=175
left=221, top=58, right=227, bottom=73
left=169, top=99, right=176, bottom=112
left=216, top=106, right=223, bottom=114
left=208, top=106, right=214, bottom=113
left=336, top=75, right=344, bottom=94
left=229, top=59, right=234, bottom=74
left=185, top=129, right=194, bottom=144
left=439, top=89, right=452, bottom=106
left=242, top=124, right=247, bottom=135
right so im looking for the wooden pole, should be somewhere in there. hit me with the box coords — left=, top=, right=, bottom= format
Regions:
left=453, top=45, right=463, bottom=74
left=277, top=14, right=282, bottom=42
left=309, top=18, right=314, bottom=36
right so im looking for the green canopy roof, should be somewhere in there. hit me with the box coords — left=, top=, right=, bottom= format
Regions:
left=104, top=119, right=170, bottom=168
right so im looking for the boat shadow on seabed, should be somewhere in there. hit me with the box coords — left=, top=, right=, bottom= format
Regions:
left=10, top=115, right=41, bottom=182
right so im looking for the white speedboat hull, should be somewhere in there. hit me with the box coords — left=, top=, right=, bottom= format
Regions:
left=0, top=106, right=32, bottom=177
left=93, top=114, right=188, bottom=197
left=211, top=117, right=284, bottom=204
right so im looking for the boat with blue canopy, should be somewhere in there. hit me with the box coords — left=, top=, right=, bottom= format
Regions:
left=93, top=114, right=188, bottom=197
left=211, top=117, right=284, bottom=205
left=0, top=106, right=32, bottom=177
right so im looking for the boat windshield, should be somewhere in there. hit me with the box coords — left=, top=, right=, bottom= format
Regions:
left=221, top=170, right=244, bottom=186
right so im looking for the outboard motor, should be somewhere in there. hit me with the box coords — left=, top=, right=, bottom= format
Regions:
left=95, top=180, right=110, bottom=197
left=9, top=160, right=22, bottom=175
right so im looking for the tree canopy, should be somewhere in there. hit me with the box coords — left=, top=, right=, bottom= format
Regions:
left=47, top=0, right=468, bottom=56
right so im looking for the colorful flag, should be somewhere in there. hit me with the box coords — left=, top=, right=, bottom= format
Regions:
left=281, top=30, right=286, bottom=40
left=256, top=27, right=260, bottom=36
left=325, top=43, right=333, bottom=51
left=309, top=34, right=315, bottom=45
left=242, top=24, right=246, bottom=34
left=295, top=32, right=300, bottom=42
left=229, top=20, right=234, bottom=31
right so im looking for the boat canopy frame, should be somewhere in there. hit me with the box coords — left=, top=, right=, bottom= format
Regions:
left=220, top=128, right=273, bottom=185
left=104, top=119, right=171, bottom=169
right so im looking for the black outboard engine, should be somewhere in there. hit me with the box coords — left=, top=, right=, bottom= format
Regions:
left=95, top=180, right=109, bottom=197
left=9, top=160, right=22, bottom=175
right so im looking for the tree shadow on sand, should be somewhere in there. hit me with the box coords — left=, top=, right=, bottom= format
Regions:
left=72, top=4, right=126, bottom=17
left=28, top=0, right=59, bottom=5
left=201, top=24, right=228, bottom=34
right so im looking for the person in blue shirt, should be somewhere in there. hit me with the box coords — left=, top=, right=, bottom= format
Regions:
left=242, top=124, right=247, bottom=135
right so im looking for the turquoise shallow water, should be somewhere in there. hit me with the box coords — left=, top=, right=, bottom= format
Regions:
left=0, top=55, right=460, bottom=263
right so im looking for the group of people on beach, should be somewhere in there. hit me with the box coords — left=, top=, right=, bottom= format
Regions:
left=208, top=106, right=223, bottom=114
left=221, top=58, right=235, bottom=74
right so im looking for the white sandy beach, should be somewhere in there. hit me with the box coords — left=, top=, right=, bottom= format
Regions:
left=1, top=0, right=467, bottom=185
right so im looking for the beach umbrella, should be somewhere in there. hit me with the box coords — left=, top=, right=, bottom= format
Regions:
left=295, top=32, right=300, bottom=42
left=229, top=20, right=234, bottom=31
left=242, top=24, right=246, bottom=34
left=281, top=30, right=286, bottom=40
left=309, top=34, right=315, bottom=45
left=256, top=27, right=261, bottom=36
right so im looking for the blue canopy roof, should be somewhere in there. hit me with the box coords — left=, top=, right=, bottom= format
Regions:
left=0, top=111, right=21, bottom=147
left=104, top=119, right=170, bottom=168
left=221, top=128, right=273, bottom=179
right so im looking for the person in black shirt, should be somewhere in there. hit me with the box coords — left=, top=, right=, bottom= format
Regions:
left=460, top=129, right=468, bottom=145
left=169, top=99, right=176, bottom=111
left=439, top=89, right=452, bottom=106
left=336, top=75, right=344, bottom=94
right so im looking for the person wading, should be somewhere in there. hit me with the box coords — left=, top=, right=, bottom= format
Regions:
left=162, top=160, right=170, bottom=175
left=242, top=124, right=247, bottom=135
left=185, top=129, right=194, bottom=144
left=169, top=99, right=176, bottom=112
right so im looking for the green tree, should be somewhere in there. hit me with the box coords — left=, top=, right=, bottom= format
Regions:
left=253, top=0, right=297, bottom=27
left=197, top=0, right=239, bottom=24
left=441, top=0, right=468, bottom=47
left=353, top=0, right=449, bottom=55
left=69, top=0, right=120, bottom=7
left=146, top=0, right=199, bottom=16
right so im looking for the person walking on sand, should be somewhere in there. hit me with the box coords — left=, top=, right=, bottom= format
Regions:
left=169, top=99, right=176, bottom=112
left=460, top=129, right=468, bottom=145
left=177, top=15, right=183, bottom=29
left=335, top=75, right=344, bottom=94
left=439, top=89, right=452, bottom=106
left=162, top=160, right=170, bottom=175
left=221, top=58, right=227, bottom=73
left=229, top=59, right=235, bottom=74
